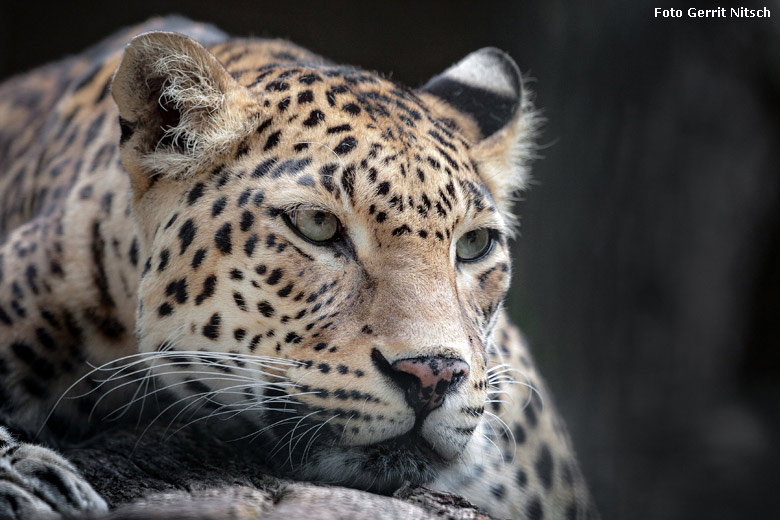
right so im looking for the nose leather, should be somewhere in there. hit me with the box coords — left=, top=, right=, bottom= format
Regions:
left=372, top=349, right=469, bottom=416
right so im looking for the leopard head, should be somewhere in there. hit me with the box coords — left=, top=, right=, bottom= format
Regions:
left=111, top=31, right=536, bottom=490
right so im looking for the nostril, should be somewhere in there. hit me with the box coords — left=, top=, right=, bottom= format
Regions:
left=448, top=365, right=468, bottom=388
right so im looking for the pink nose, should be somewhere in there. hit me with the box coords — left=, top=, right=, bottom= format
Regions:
left=373, top=351, right=469, bottom=415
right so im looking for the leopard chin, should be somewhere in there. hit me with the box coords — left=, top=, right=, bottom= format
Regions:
left=257, top=387, right=458, bottom=492
left=294, top=431, right=446, bottom=493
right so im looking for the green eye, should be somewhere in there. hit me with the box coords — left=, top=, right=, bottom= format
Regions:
left=288, top=208, right=340, bottom=243
left=456, top=228, right=494, bottom=262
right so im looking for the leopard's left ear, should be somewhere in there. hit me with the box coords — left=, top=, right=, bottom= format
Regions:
left=418, top=48, right=539, bottom=217
left=112, top=31, right=257, bottom=194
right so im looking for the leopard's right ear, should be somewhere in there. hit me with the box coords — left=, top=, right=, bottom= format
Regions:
left=112, top=31, right=257, bottom=194
left=417, top=48, right=539, bottom=228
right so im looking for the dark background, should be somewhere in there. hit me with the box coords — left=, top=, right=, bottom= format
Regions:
left=2, top=1, right=778, bottom=518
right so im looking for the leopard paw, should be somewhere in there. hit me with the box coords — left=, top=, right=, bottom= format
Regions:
left=0, top=429, right=107, bottom=519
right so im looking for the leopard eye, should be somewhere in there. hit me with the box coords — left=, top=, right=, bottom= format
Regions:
left=456, top=228, right=494, bottom=262
left=287, top=208, right=340, bottom=244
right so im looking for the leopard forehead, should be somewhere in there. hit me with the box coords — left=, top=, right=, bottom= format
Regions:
left=210, top=50, right=502, bottom=236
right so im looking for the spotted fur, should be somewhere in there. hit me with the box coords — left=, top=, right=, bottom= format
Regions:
left=0, top=16, right=597, bottom=519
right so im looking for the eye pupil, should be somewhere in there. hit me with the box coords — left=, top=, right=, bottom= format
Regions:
left=313, top=211, right=327, bottom=226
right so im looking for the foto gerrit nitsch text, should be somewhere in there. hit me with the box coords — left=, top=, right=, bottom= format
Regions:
left=654, top=7, right=770, bottom=18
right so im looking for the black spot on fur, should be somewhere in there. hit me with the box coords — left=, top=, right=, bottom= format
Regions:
left=341, top=165, right=355, bottom=199
left=297, top=175, right=315, bottom=187
left=127, top=237, right=138, bottom=266
left=165, top=278, right=188, bottom=304
left=535, top=444, right=554, bottom=490
left=158, top=249, right=170, bottom=271
left=212, top=197, right=227, bottom=217
left=267, top=268, right=283, bottom=285
left=245, top=234, right=259, bottom=256
left=187, top=183, right=205, bottom=205
left=302, top=109, right=325, bottom=126
left=158, top=302, right=173, bottom=316
left=514, top=423, right=527, bottom=444
left=233, top=292, right=248, bottom=311
left=253, top=158, right=277, bottom=178
left=298, top=73, right=322, bottom=85
left=334, top=136, right=357, bottom=155
left=343, top=103, right=361, bottom=115
left=178, top=219, right=196, bottom=255
left=515, top=468, right=528, bottom=488
left=215, top=223, right=232, bottom=254
left=203, top=313, right=222, bottom=340
left=327, top=124, right=352, bottom=134
left=256, top=117, right=273, bottom=135
left=264, top=131, right=282, bottom=151
left=191, top=248, right=207, bottom=269
left=524, top=402, right=538, bottom=427
left=237, top=189, right=252, bottom=207
left=257, top=301, right=275, bottom=317
left=240, top=211, right=255, bottom=232
left=195, top=275, right=217, bottom=305
left=392, top=224, right=411, bottom=236
left=266, top=80, right=289, bottom=92
left=0, top=306, right=12, bottom=325
left=85, top=113, right=106, bottom=145
left=164, top=214, right=178, bottom=230
left=526, top=495, right=544, bottom=520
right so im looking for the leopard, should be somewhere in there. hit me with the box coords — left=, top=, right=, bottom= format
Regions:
left=0, top=16, right=598, bottom=520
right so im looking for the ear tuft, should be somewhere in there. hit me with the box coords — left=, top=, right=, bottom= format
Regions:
left=112, top=31, right=256, bottom=189
left=419, top=48, right=540, bottom=225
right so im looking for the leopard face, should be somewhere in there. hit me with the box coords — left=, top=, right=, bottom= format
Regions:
left=112, top=32, right=534, bottom=490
